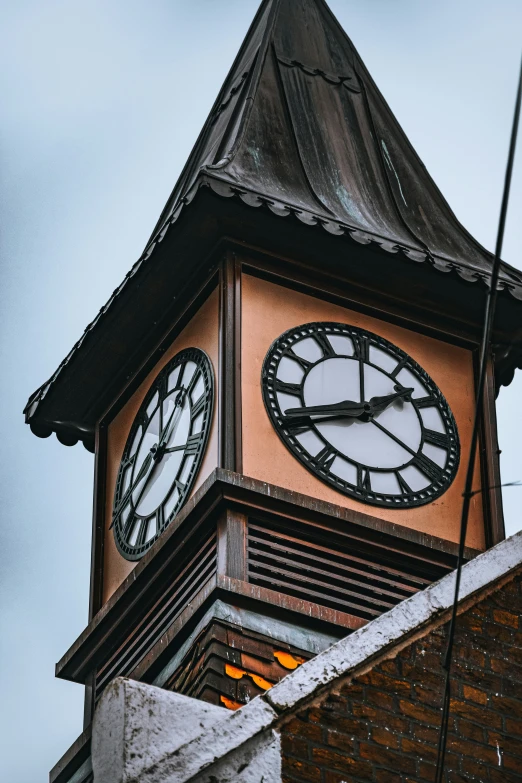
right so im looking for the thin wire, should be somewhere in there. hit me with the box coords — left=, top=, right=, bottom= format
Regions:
left=434, top=54, right=522, bottom=783
left=467, top=479, right=522, bottom=498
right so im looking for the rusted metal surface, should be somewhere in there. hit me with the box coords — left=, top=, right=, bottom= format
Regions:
left=152, top=0, right=522, bottom=288
left=24, top=0, right=522, bottom=445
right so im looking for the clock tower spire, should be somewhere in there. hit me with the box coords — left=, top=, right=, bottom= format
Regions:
left=25, top=2, right=522, bottom=781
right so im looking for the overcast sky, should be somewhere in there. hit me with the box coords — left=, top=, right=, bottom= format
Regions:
left=1, top=1, right=521, bottom=781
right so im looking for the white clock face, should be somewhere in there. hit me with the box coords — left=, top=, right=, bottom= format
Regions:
left=112, top=348, right=214, bottom=560
left=262, top=322, right=460, bottom=508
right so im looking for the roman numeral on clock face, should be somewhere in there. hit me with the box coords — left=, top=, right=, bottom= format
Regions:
left=396, top=472, right=412, bottom=494
left=284, top=420, right=312, bottom=435
left=135, top=519, right=149, bottom=548
left=414, top=395, right=438, bottom=409
left=186, top=369, right=200, bottom=394
left=185, top=432, right=203, bottom=455
left=314, top=333, right=335, bottom=358
left=423, top=429, right=449, bottom=449
left=191, top=393, right=206, bottom=419
left=316, top=444, right=337, bottom=469
left=275, top=379, right=302, bottom=396
left=357, top=466, right=371, bottom=491
left=353, top=335, right=370, bottom=362
left=287, top=348, right=312, bottom=371
left=389, top=357, right=409, bottom=379
left=412, top=453, right=444, bottom=483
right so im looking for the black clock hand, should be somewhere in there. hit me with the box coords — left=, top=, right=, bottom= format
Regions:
left=132, top=390, right=190, bottom=513
left=131, top=471, right=154, bottom=514
left=115, top=388, right=188, bottom=521
left=368, top=386, right=414, bottom=415
left=112, top=451, right=154, bottom=522
left=284, top=399, right=368, bottom=418
left=150, top=387, right=187, bottom=465
left=159, top=388, right=187, bottom=446
left=283, top=386, right=414, bottom=425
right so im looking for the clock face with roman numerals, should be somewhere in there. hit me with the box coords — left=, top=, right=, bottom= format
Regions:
left=262, top=322, right=460, bottom=509
left=112, top=348, right=214, bottom=560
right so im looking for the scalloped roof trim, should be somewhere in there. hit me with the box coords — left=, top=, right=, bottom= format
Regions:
left=24, top=171, right=522, bottom=431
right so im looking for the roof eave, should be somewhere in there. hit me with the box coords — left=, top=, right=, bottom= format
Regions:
left=24, top=179, right=522, bottom=449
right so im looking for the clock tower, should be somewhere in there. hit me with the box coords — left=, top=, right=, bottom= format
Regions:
left=25, top=1, right=522, bottom=781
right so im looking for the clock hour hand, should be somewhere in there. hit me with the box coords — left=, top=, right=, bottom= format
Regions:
left=368, top=385, right=414, bottom=415
left=282, top=386, right=414, bottom=425
left=284, top=399, right=367, bottom=419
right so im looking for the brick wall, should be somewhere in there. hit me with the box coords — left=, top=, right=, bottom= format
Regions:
left=281, top=574, right=522, bottom=782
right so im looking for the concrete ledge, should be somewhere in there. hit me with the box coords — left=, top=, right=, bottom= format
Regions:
left=129, top=698, right=278, bottom=783
left=92, top=679, right=224, bottom=783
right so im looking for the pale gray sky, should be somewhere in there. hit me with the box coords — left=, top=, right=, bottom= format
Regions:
left=1, top=1, right=521, bottom=781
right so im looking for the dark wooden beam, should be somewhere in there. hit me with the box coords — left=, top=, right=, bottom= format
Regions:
left=217, top=508, right=248, bottom=582
left=219, top=252, right=242, bottom=471
left=100, top=264, right=220, bottom=428
left=241, top=252, right=481, bottom=352
left=84, top=422, right=108, bottom=728
left=481, top=355, right=505, bottom=547
left=88, top=423, right=107, bottom=621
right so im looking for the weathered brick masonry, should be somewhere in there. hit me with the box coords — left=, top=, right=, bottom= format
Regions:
left=281, top=574, right=522, bottom=783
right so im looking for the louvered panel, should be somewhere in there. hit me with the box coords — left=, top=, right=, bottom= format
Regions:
left=95, top=531, right=217, bottom=695
left=247, top=521, right=450, bottom=621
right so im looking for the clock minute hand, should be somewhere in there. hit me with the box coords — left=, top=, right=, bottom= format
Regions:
left=111, top=451, right=154, bottom=523
left=368, top=386, right=414, bottom=415
left=284, top=399, right=367, bottom=418
left=150, top=387, right=187, bottom=467
left=131, top=457, right=161, bottom=513
left=127, top=389, right=189, bottom=519
left=159, top=387, right=187, bottom=447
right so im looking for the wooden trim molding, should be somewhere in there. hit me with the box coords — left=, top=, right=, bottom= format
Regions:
left=100, top=265, right=220, bottom=428
left=88, top=423, right=107, bottom=621
left=240, top=250, right=482, bottom=351
left=85, top=422, right=108, bottom=727
left=219, top=252, right=242, bottom=471
left=217, top=508, right=248, bottom=581
left=481, top=355, right=505, bottom=546
left=56, top=469, right=481, bottom=686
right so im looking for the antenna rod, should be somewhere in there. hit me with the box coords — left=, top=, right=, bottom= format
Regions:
left=434, top=53, right=522, bottom=783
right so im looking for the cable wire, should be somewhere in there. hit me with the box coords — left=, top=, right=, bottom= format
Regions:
left=434, top=54, right=522, bottom=783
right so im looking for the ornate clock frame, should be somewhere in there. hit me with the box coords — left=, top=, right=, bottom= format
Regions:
left=262, top=321, right=460, bottom=508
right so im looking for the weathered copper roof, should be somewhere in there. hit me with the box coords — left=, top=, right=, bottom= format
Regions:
left=24, top=0, right=522, bottom=448
left=149, top=0, right=522, bottom=289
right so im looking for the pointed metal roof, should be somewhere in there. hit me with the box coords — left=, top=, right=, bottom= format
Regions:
left=24, top=0, right=522, bottom=447
left=148, top=0, right=522, bottom=290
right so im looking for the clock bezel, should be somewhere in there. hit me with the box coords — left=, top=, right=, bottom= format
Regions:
left=112, top=347, right=214, bottom=561
left=261, top=321, right=460, bottom=509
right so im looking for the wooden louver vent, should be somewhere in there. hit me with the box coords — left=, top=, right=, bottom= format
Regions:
left=247, top=520, right=445, bottom=621
left=95, top=531, right=217, bottom=696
